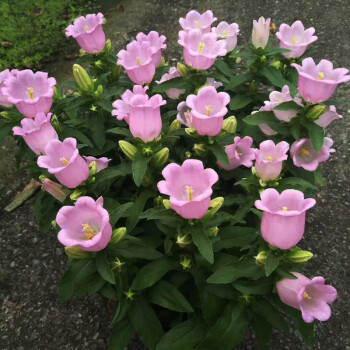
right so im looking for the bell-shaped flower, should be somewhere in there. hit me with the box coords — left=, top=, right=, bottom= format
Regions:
left=212, top=21, right=239, bottom=51
left=178, top=29, right=227, bottom=70
left=37, top=138, right=89, bottom=189
left=205, top=78, right=223, bottom=89
left=56, top=196, right=112, bottom=251
left=12, top=112, right=58, bottom=155
left=263, top=85, right=303, bottom=122
left=112, top=85, right=149, bottom=124
left=65, top=13, right=106, bottom=54
left=84, top=156, right=111, bottom=171
left=176, top=101, right=194, bottom=128
left=290, top=137, right=335, bottom=171
left=254, top=140, right=289, bottom=181
left=255, top=188, right=316, bottom=249
left=157, top=159, right=218, bottom=219
left=156, top=67, right=185, bottom=99
left=218, top=136, right=255, bottom=170
left=252, top=17, right=271, bottom=49
left=0, top=69, right=14, bottom=107
left=186, top=86, right=230, bottom=136
left=117, top=40, right=156, bottom=84
left=292, top=58, right=350, bottom=103
left=179, top=10, right=217, bottom=33
left=2, top=70, right=56, bottom=118
left=314, top=105, right=342, bottom=128
left=136, top=31, right=166, bottom=67
left=277, top=272, right=337, bottom=323
left=276, top=21, right=317, bottom=58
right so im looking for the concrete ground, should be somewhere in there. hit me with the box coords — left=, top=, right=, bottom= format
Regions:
left=0, top=0, right=349, bottom=349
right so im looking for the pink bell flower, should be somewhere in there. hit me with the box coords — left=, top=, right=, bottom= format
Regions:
left=117, top=40, right=156, bottom=84
left=218, top=136, right=255, bottom=170
left=157, top=159, right=218, bottom=219
left=176, top=101, right=194, bottom=128
left=277, top=272, right=337, bottom=323
left=65, top=13, right=106, bottom=54
left=254, top=140, right=289, bottom=181
left=205, top=78, right=223, bottom=89
left=41, top=178, right=69, bottom=203
left=112, top=85, right=149, bottom=124
left=136, top=31, right=166, bottom=67
left=2, top=70, right=56, bottom=118
left=211, top=21, right=239, bottom=51
left=255, top=188, right=316, bottom=249
left=252, top=17, right=271, bottom=49
left=12, top=112, right=58, bottom=155
left=84, top=156, right=111, bottom=171
left=276, top=21, right=318, bottom=58
left=0, top=69, right=14, bottom=107
left=156, top=67, right=185, bottom=99
left=259, top=123, right=278, bottom=136
left=291, top=58, right=350, bottom=103
left=314, top=105, right=343, bottom=128
left=186, top=86, right=230, bottom=136
left=290, top=137, right=335, bottom=171
left=178, top=29, right=227, bottom=70
left=179, top=10, right=217, bottom=33
left=263, top=85, right=303, bottom=122
left=56, top=196, right=112, bottom=251
left=37, top=138, right=89, bottom=189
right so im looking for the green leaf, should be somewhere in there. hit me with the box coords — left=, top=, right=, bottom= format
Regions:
left=128, top=296, right=163, bottom=350
left=229, top=94, right=253, bottom=110
left=233, top=278, right=272, bottom=295
left=113, top=240, right=162, bottom=260
left=152, top=77, right=187, bottom=93
left=250, top=314, right=272, bottom=350
left=243, top=111, right=277, bottom=125
left=265, top=47, right=291, bottom=55
left=131, top=257, right=178, bottom=290
left=132, top=152, right=150, bottom=187
left=260, top=65, right=285, bottom=87
left=265, top=252, right=280, bottom=276
left=208, top=142, right=229, bottom=166
left=89, top=113, right=106, bottom=149
left=191, top=226, right=214, bottom=264
left=93, top=163, right=132, bottom=183
left=214, top=59, right=233, bottom=77
left=306, top=121, right=324, bottom=152
left=106, top=127, right=132, bottom=138
left=156, top=318, right=206, bottom=350
left=139, top=207, right=178, bottom=221
left=109, top=202, right=134, bottom=226
left=109, top=319, right=135, bottom=350
left=148, top=280, right=193, bottom=313
left=59, top=127, right=94, bottom=148
left=197, top=302, right=248, bottom=350
left=213, top=226, right=258, bottom=251
left=95, top=251, right=116, bottom=284
left=97, top=99, right=113, bottom=112
left=0, top=122, right=17, bottom=146
left=278, top=177, right=317, bottom=191
left=227, top=73, right=252, bottom=90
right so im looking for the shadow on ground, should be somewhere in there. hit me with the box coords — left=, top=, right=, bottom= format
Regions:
left=1, top=0, right=349, bottom=349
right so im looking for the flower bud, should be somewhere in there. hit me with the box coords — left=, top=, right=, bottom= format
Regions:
left=193, top=143, right=207, bottom=156
left=88, top=161, right=98, bottom=176
left=65, top=246, right=92, bottom=259
left=168, top=119, right=181, bottom=132
left=50, top=114, right=61, bottom=132
left=95, top=60, right=104, bottom=69
left=180, top=255, right=191, bottom=270
left=142, top=146, right=153, bottom=157
left=70, top=188, right=86, bottom=201
left=177, top=62, right=188, bottom=78
left=159, top=57, right=166, bottom=67
left=207, top=226, right=219, bottom=237
left=150, top=148, right=169, bottom=168
left=185, top=128, right=197, bottom=136
left=119, top=140, right=137, bottom=160
left=41, top=178, right=70, bottom=203
left=163, top=199, right=172, bottom=209
left=110, top=227, right=127, bottom=245
left=124, top=289, right=136, bottom=301
left=93, top=85, right=103, bottom=100
left=306, top=105, right=326, bottom=121
left=176, top=233, right=192, bottom=248
left=222, top=116, right=237, bottom=133
left=286, top=250, right=313, bottom=263
left=53, top=86, right=61, bottom=101
left=255, top=250, right=268, bottom=265
left=111, top=65, right=122, bottom=80
left=153, top=195, right=163, bottom=207
left=185, top=151, right=192, bottom=159
left=271, top=60, right=283, bottom=71
left=260, top=55, right=267, bottom=64
left=203, top=197, right=224, bottom=219
left=73, top=64, right=94, bottom=92
left=0, top=111, right=9, bottom=119
left=104, top=39, right=111, bottom=54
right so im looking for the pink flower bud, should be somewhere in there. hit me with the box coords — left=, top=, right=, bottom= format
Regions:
left=65, top=13, right=106, bottom=54
left=41, top=178, right=69, bottom=203
left=255, top=188, right=316, bottom=249
left=157, top=159, right=218, bottom=219
left=12, top=112, right=58, bottom=155
left=179, top=10, right=217, bottom=33
left=292, top=58, right=350, bottom=103
left=276, top=21, right=318, bottom=58
left=277, top=272, right=337, bottom=323
left=212, top=21, right=239, bottom=51
left=156, top=67, right=185, bottom=99
left=56, top=196, right=112, bottom=251
left=252, top=17, right=271, bottom=49
left=176, top=101, right=193, bottom=128
left=136, top=31, right=166, bottom=67
left=314, top=105, right=342, bottom=128
left=0, top=69, right=14, bottom=107
left=2, top=70, right=56, bottom=118
left=186, top=86, right=230, bottom=136
left=37, top=138, right=89, bottom=189
left=254, top=140, right=289, bottom=181
left=84, top=156, right=111, bottom=171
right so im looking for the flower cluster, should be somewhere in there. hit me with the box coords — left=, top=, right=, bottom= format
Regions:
left=1, top=8, right=348, bottom=350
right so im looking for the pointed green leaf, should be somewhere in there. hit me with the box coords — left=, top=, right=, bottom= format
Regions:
left=132, top=152, right=150, bottom=187
left=95, top=251, right=116, bottom=284
left=191, top=226, right=214, bottom=264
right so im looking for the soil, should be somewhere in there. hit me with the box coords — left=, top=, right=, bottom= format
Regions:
left=1, top=0, right=349, bottom=349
